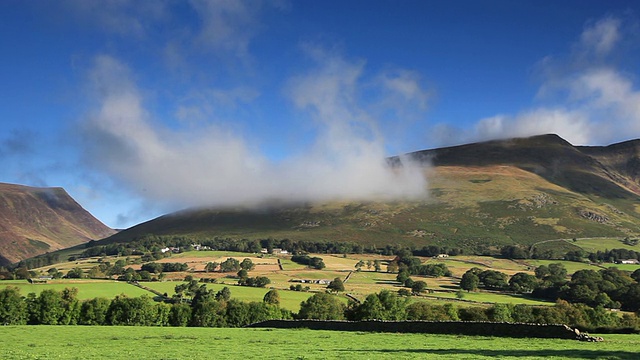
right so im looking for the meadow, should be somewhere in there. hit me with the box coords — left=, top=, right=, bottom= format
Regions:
left=0, top=326, right=638, bottom=360
left=11, top=250, right=638, bottom=312
left=0, top=279, right=149, bottom=299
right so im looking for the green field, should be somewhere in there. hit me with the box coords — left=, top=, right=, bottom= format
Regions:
left=0, top=326, right=638, bottom=359
left=0, top=280, right=149, bottom=299
left=573, top=238, right=640, bottom=252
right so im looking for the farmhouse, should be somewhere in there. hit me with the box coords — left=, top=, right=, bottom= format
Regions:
left=618, top=259, right=640, bottom=264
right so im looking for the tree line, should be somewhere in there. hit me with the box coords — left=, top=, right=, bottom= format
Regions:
left=2, top=285, right=639, bottom=332
left=0, top=285, right=289, bottom=327
left=297, top=289, right=640, bottom=332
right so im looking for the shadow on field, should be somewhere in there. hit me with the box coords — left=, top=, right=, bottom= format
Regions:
left=338, top=348, right=638, bottom=359
left=374, top=279, right=399, bottom=284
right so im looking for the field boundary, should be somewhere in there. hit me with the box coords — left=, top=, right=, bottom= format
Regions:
left=247, top=320, right=596, bottom=340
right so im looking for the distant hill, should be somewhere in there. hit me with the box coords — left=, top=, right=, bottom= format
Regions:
left=90, top=134, right=640, bottom=256
left=0, top=183, right=115, bottom=265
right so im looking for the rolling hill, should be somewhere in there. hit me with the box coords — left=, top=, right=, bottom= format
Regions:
left=98, top=134, right=640, bottom=256
left=0, top=183, right=115, bottom=265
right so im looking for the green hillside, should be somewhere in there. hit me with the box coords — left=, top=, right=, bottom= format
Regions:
left=96, top=135, right=640, bottom=255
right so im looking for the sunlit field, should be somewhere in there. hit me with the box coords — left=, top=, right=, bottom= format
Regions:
left=0, top=326, right=639, bottom=360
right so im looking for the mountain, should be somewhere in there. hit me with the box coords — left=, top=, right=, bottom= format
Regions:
left=98, top=134, right=640, bottom=255
left=0, top=183, right=115, bottom=265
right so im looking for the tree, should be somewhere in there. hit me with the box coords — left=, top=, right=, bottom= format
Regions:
left=509, top=272, right=539, bottom=293
left=216, top=287, right=232, bottom=301
left=297, top=293, right=345, bottom=320
left=237, top=269, right=248, bottom=279
left=79, top=297, right=110, bottom=325
left=263, top=289, right=280, bottom=305
left=240, top=258, right=255, bottom=271
left=168, top=303, right=192, bottom=327
left=0, top=287, right=27, bottom=325
left=501, top=245, right=528, bottom=259
left=66, top=267, right=84, bottom=279
left=107, top=295, right=158, bottom=326
left=220, top=258, right=241, bottom=272
left=205, top=262, right=219, bottom=273
left=396, top=270, right=410, bottom=284
left=352, top=290, right=407, bottom=321
left=478, top=270, right=508, bottom=290
left=386, top=261, right=399, bottom=273
left=460, top=271, right=479, bottom=292
left=411, top=280, right=427, bottom=294
left=327, top=277, right=345, bottom=292
left=373, top=260, right=382, bottom=272
left=355, top=260, right=365, bottom=271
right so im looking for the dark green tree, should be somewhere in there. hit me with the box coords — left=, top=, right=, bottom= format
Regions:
left=327, top=277, right=345, bottom=292
left=509, top=272, right=539, bottom=293
left=297, top=293, right=345, bottom=320
left=0, top=287, right=27, bottom=325
left=460, top=271, right=479, bottom=292
left=168, top=303, right=192, bottom=327
left=220, top=258, right=241, bottom=272
left=411, top=280, right=427, bottom=294
left=263, top=289, right=280, bottom=305
left=79, top=297, right=110, bottom=325
left=240, top=258, right=255, bottom=271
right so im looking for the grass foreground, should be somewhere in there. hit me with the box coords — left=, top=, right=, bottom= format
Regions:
left=0, top=326, right=639, bottom=359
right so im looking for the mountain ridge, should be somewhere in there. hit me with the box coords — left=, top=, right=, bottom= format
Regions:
left=0, top=182, right=115, bottom=266
left=96, top=134, right=640, bottom=256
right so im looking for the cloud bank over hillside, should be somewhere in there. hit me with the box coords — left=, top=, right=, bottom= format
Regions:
left=80, top=51, right=428, bottom=210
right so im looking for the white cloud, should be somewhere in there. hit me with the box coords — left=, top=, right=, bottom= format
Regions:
left=579, top=16, right=621, bottom=57
left=79, top=54, right=427, bottom=211
left=435, top=15, right=640, bottom=147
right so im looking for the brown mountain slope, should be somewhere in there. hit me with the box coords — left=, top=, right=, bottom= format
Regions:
left=0, top=183, right=115, bottom=265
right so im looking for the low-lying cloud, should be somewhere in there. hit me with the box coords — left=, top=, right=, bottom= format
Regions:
left=79, top=53, right=428, bottom=211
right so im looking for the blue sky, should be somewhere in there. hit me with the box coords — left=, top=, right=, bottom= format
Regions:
left=2, top=1, right=640, bottom=229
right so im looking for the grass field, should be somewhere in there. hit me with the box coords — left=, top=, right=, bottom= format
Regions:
left=0, top=280, right=149, bottom=299
left=573, top=238, right=640, bottom=252
left=0, top=326, right=638, bottom=359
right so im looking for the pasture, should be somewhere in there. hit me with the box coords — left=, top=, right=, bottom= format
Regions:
left=0, top=279, right=148, bottom=299
left=0, top=326, right=638, bottom=359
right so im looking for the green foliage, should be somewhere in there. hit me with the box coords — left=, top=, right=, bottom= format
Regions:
left=290, top=255, right=325, bottom=270
left=351, top=290, right=408, bottom=321
left=220, top=258, right=241, bottom=273
left=65, top=267, right=84, bottom=279
left=478, top=270, right=509, bottom=290
left=107, top=295, right=160, bottom=326
left=263, top=289, right=280, bottom=305
left=411, top=280, right=427, bottom=294
left=327, top=277, right=345, bottom=292
left=460, top=271, right=479, bottom=292
left=240, top=258, right=255, bottom=271
left=238, top=276, right=271, bottom=288
left=297, top=292, right=345, bottom=320
left=509, top=272, right=539, bottom=293
left=0, top=287, right=27, bottom=325
left=79, top=297, right=110, bottom=325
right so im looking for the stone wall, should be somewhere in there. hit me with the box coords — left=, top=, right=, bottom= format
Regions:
left=246, top=320, right=582, bottom=340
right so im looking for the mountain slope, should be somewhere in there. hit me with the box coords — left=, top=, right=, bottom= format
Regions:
left=99, top=135, right=640, bottom=255
left=0, top=183, right=115, bottom=265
